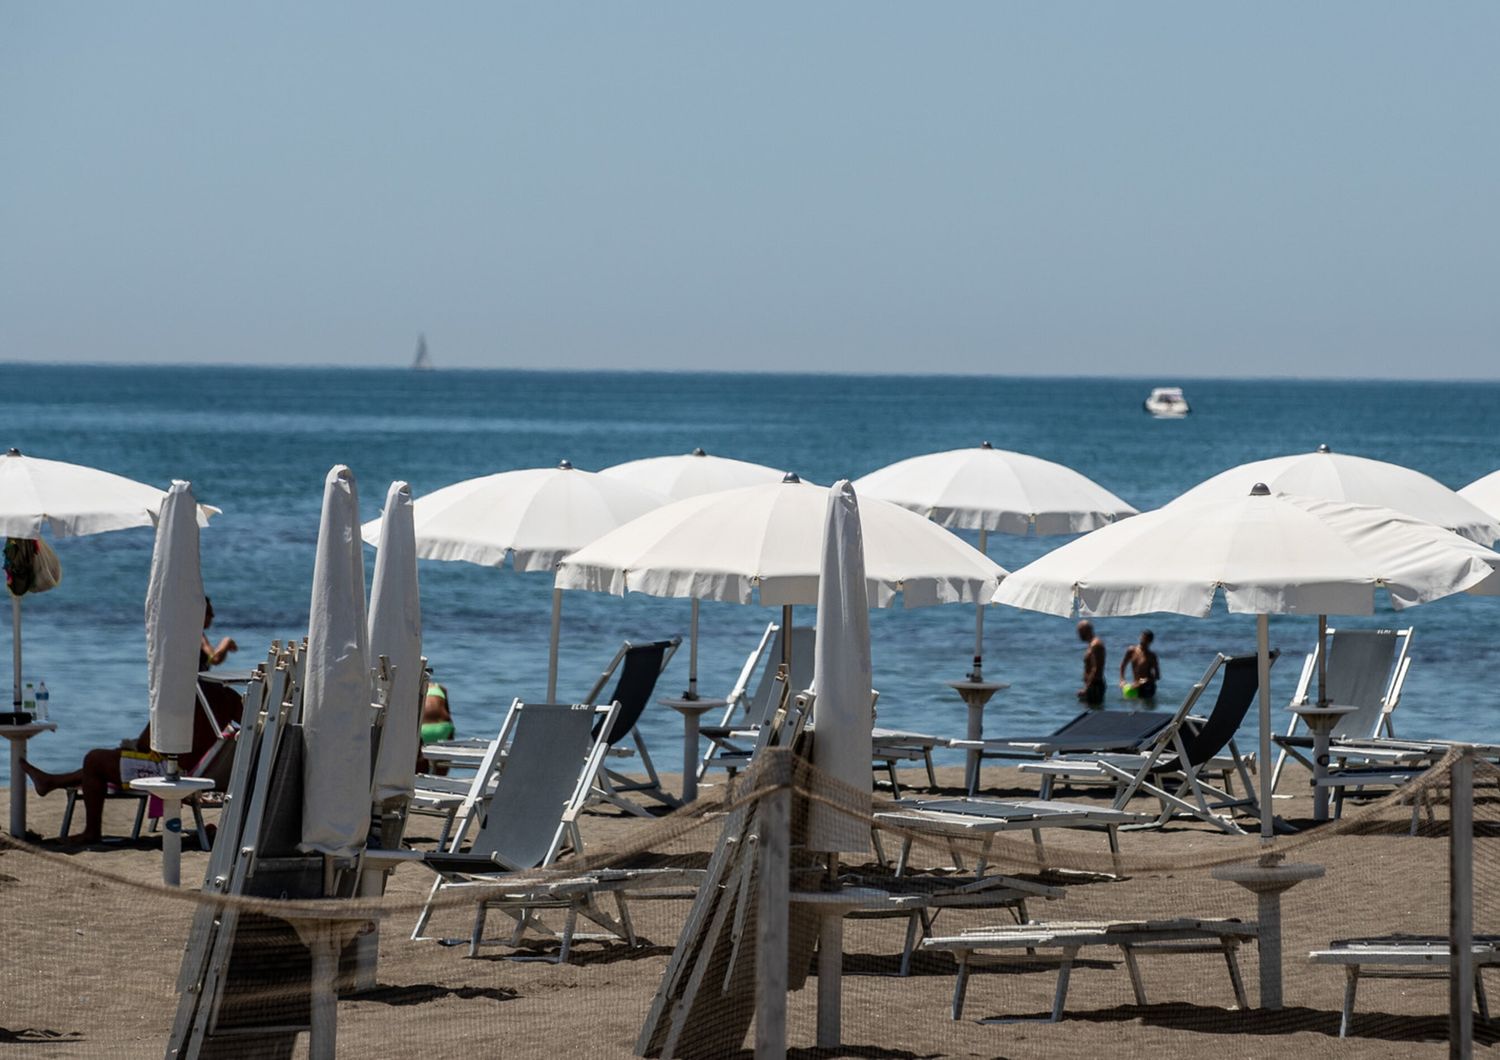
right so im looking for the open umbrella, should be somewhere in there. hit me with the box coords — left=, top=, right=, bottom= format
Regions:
left=854, top=442, right=1135, bottom=681
left=0, top=447, right=218, bottom=710
left=1174, top=444, right=1500, bottom=704
left=994, top=484, right=1500, bottom=841
left=301, top=465, right=372, bottom=859
left=1461, top=470, right=1500, bottom=522
left=360, top=461, right=665, bottom=701
left=556, top=473, right=1003, bottom=695
left=368, top=481, right=422, bottom=804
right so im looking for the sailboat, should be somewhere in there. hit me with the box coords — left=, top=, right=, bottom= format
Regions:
left=412, top=333, right=434, bottom=371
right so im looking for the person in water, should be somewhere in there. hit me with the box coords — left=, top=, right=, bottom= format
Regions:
left=1119, top=629, right=1161, bottom=702
left=25, top=599, right=242, bottom=844
left=416, top=682, right=454, bottom=776
left=1076, top=620, right=1106, bottom=707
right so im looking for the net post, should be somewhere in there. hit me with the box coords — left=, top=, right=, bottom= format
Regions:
left=1450, top=748, right=1475, bottom=1057
left=755, top=751, right=790, bottom=1060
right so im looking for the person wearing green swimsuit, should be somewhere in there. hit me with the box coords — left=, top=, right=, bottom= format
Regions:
left=418, top=683, right=454, bottom=775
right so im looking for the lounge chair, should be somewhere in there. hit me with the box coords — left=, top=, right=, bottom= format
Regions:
left=583, top=637, right=682, bottom=816
left=1271, top=626, right=1413, bottom=791
left=924, top=918, right=1256, bottom=1022
left=1309, top=935, right=1500, bottom=1037
left=698, top=624, right=816, bottom=782
left=1018, top=653, right=1275, bottom=834
left=414, top=699, right=632, bottom=958
left=952, top=709, right=1175, bottom=796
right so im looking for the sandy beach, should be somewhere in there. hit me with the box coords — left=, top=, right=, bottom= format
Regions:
left=3, top=759, right=1493, bottom=1059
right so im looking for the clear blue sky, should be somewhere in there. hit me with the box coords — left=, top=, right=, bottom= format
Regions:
left=3, top=3, right=1497, bottom=376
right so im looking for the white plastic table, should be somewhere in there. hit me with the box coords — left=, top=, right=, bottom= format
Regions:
left=945, top=680, right=1008, bottom=793
left=128, top=774, right=214, bottom=885
left=2, top=720, right=57, bottom=837
left=660, top=696, right=728, bottom=803
left=1289, top=703, right=1358, bottom=822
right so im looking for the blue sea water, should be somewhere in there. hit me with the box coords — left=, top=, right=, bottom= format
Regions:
left=4, top=365, right=1500, bottom=790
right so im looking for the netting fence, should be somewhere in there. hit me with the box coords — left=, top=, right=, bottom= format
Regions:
left=3, top=744, right=1496, bottom=1058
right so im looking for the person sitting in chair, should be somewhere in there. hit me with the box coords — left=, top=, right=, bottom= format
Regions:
left=415, top=682, right=453, bottom=776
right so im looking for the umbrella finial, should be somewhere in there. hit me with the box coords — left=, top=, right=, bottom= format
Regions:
left=980, top=441, right=994, bottom=450
left=1250, top=482, right=1272, bottom=496
left=6, top=448, right=20, bottom=456
left=558, top=459, right=574, bottom=470
left=782, top=472, right=802, bottom=484
left=691, top=447, right=707, bottom=457
left=1316, top=443, right=1331, bottom=454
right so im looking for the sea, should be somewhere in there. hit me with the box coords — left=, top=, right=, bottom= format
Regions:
left=4, top=365, right=1500, bottom=790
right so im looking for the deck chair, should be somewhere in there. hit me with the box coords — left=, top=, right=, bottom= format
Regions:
left=954, top=709, right=1176, bottom=796
left=583, top=637, right=682, bottom=815
left=414, top=699, right=625, bottom=958
left=698, top=624, right=816, bottom=781
left=1271, top=627, right=1412, bottom=792
left=1019, top=652, right=1276, bottom=834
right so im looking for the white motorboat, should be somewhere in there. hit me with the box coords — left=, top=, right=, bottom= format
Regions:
left=1144, top=386, right=1189, bottom=418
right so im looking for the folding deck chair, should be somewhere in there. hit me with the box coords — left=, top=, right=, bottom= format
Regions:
left=698, top=624, right=816, bottom=782
left=414, top=699, right=638, bottom=959
left=1018, top=652, right=1275, bottom=834
left=953, top=709, right=1176, bottom=796
left=1271, top=626, right=1413, bottom=792
left=580, top=637, right=681, bottom=815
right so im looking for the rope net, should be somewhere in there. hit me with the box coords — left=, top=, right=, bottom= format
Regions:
left=1, top=745, right=1492, bottom=1058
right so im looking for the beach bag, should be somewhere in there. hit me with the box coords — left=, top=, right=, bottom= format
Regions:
left=118, top=749, right=165, bottom=790
left=4, top=537, right=63, bottom=596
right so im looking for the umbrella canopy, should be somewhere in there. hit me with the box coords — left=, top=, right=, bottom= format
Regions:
left=994, top=484, right=1500, bottom=841
left=362, top=460, right=666, bottom=571
left=1461, top=470, right=1500, bottom=522
left=1173, top=445, right=1500, bottom=545
left=807, top=481, right=873, bottom=855
left=0, top=447, right=218, bottom=537
left=853, top=441, right=1137, bottom=535
left=368, top=481, right=423, bottom=804
left=600, top=448, right=788, bottom=502
left=556, top=474, right=1004, bottom=608
left=300, top=465, right=373, bottom=859
left=145, top=481, right=206, bottom=757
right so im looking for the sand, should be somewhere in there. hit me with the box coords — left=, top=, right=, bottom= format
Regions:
left=2, top=760, right=1495, bottom=1059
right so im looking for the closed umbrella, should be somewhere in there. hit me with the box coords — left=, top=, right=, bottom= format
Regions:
left=1174, top=444, right=1500, bottom=703
left=360, top=461, right=665, bottom=701
left=855, top=442, right=1135, bottom=681
left=300, top=465, right=372, bottom=859
left=368, top=481, right=422, bottom=804
left=0, top=447, right=218, bottom=710
left=145, top=481, right=206, bottom=759
left=994, top=484, right=1500, bottom=841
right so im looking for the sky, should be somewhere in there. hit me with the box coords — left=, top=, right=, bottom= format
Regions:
left=2, top=3, right=1498, bottom=377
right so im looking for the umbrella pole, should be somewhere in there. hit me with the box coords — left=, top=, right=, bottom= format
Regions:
left=781, top=605, right=793, bottom=670
left=971, top=529, right=987, bottom=681
left=1316, top=614, right=1328, bottom=707
left=1258, top=613, right=1274, bottom=843
left=688, top=598, right=700, bottom=699
left=11, top=594, right=20, bottom=709
left=547, top=587, right=562, bottom=702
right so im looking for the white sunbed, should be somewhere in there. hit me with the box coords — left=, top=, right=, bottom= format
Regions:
left=1309, top=935, right=1500, bottom=1037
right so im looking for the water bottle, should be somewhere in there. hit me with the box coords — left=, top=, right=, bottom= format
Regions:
left=35, top=681, right=48, bottom=721
left=22, top=682, right=35, bottom=718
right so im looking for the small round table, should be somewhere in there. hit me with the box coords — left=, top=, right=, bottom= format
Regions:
left=944, top=680, right=1009, bottom=794
left=1, top=720, right=57, bottom=837
left=1289, top=703, right=1358, bottom=823
left=659, top=697, right=728, bottom=803
left=1212, top=858, right=1325, bottom=1010
left=129, top=774, right=214, bottom=886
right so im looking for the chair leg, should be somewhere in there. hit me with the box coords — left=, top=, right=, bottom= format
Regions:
left=923, top=750, right=937, bottom=790
left=60, top=789, right=77, bottom=838
left=411, top=877, right=444, bottom=940
left=558, top=907, right=578, bottom=964
left=870, top=828, right=888, bottom=868
left=951, top=951, right=971, bottom=1020
left=1050, top=950, right=1078, bottom=1022
left=469, top=902, right=489, bottom=957
left=131, top=797, right=149, bottom=841
left=1120, top=945, right=1147, bottom=1005
left=1340, top=965, right=1358, bottom=1038
left=1477, top=967, right=1491, bottom=1022
left=615, top=892, right=637, bottom=947
left=1224, top=941, right=1248, bottom=1009
left=190, top=802, right=208, bottom=850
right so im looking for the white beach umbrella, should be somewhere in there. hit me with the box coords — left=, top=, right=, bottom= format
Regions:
left=145, top=481, right=206, bottom=758
left=807, top=481, right=873, bottom=855
left=557, top=474, right=1005, bottom=692
left=368, top=481, right=423, bottom=804
left=360, top=461, right=666, bottom=700
left=1174, top=443, right=1500, bottom=701
left=1461, top=470, right=1500, bottom=522
left=0, top=447, right=219, bottom=711
left=600, top=448, right=788, bottom=501
left=994, top=484, right=1500, bottom=840
left=301, top=465, right=373, bottom=859
left=854, top=441, right=1136, bottom=680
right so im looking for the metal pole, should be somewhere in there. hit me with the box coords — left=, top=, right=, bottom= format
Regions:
left=12, top=595, right=21, bottom=708
left=1450, top=750, right=1475, bottom=1056
left=971, top=528, right=987, bottom=681
left=547, top=587, right=562, bottom=702
left=1316, top=614, right=1328, bottom=707
left=755, top=763, right=790, bottom=1060
left=781, top=605, right=793, bottom=669
left=688, top=598, right=700, bottom=698
left=1258, top=613, right=1274, bottom=844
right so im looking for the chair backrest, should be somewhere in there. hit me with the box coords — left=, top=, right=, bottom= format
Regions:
left=587, top=638, right=680, bottom=746
left=1176, top=652, right=1277, bottom=768
left=743, top=626, right=816, bottom=725
left=1319, top=628, right=1411, bottom=739
left=471, top=702, right=603, bottom=870
left=1050, top=709, right=1172, bottom=748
